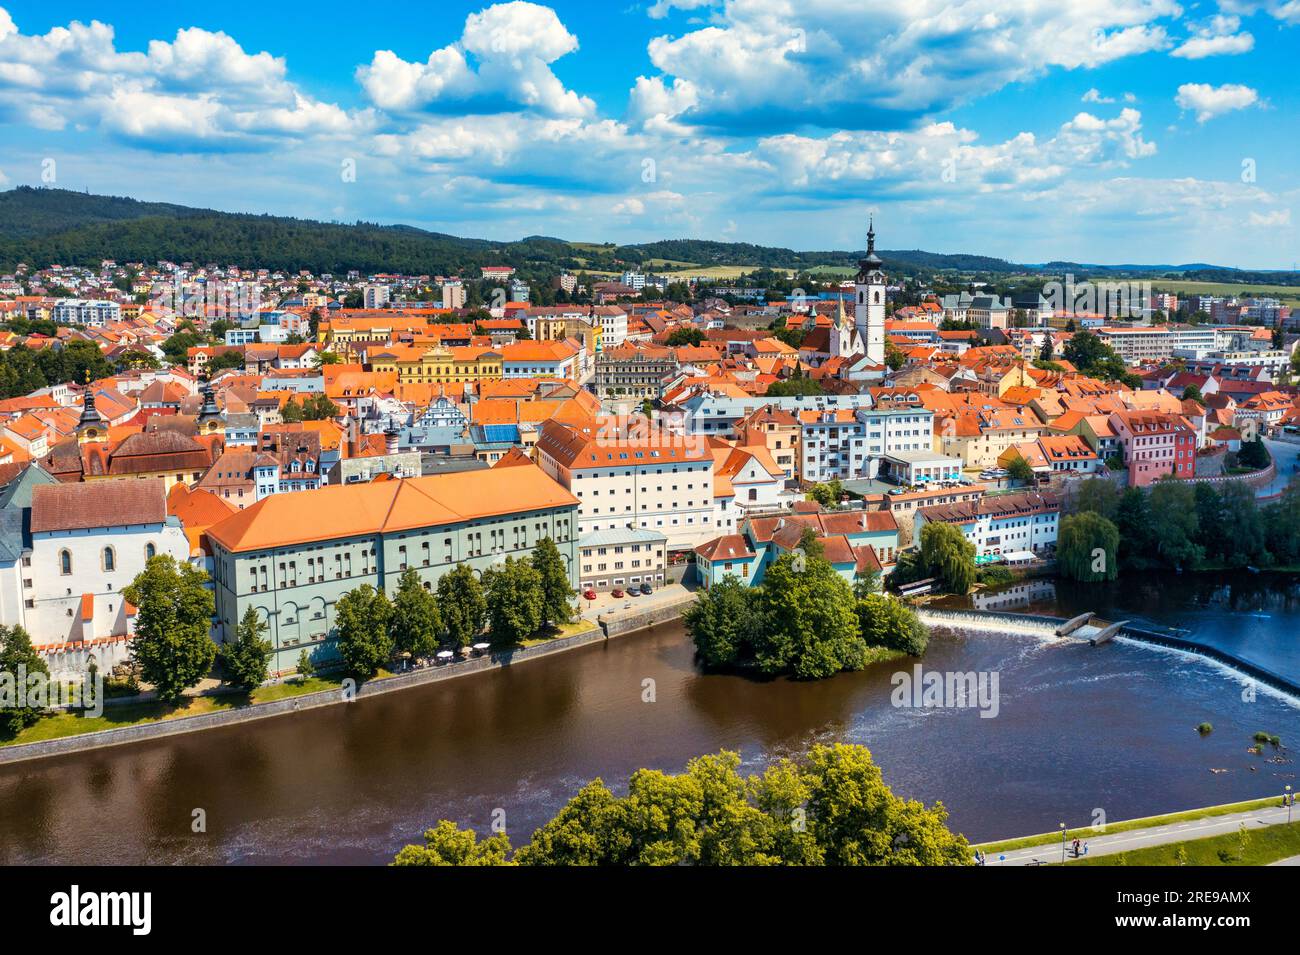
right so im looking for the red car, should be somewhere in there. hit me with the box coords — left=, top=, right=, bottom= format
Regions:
left=582, top=589, right=597, bottom=600
left=611, top=588, right=625, bottom=598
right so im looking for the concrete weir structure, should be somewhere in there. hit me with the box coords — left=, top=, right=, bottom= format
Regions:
left=916, top=607, right=1300, bottom=700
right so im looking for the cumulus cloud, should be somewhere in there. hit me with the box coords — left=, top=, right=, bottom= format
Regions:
left=1171, top=15, right=1255, bottom=58
left=0, top=8, right=371, bottom=148
left=356, top=1, right=593, bottom=117
left=1248, top=209, right=1292, bottom=227
left=635, top=0, right=1180, bottom=132
left=754, top=109, right=1156, bottom=201
left=1175, top=82, right=1260, bottom=122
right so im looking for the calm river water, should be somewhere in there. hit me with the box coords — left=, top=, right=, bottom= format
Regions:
left=1, top=573, right=1297, bottom=863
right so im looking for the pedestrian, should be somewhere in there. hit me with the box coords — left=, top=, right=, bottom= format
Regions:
left=1083, top=842, right=1089, bottom=856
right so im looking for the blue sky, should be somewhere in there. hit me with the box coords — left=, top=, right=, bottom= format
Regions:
left=0, top=1, right=1295, bottom=267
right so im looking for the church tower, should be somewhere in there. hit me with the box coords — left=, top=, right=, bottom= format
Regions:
left=75, top=373, right=107, bottom=445
left=854, top=218, right=886, bottom=365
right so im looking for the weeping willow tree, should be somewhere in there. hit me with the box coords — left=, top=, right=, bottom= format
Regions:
left=1057, top=512, right=1120, bottom=582
left=919, top=522, right=976, bottom=595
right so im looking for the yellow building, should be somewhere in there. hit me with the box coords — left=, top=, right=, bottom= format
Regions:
left=369, top=345, right=503, bottom=384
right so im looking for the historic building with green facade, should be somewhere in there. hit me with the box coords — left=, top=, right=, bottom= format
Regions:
left=205, top=460, right=580, bottom=673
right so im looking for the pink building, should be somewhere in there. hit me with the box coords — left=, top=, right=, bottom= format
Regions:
left=1110, top=411, right=1196, bottom=487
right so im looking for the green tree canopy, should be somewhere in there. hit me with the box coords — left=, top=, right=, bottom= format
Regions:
left=0, top=624, right=50, bottom=737
left=389, top=568, right=443, bottom=659
left=335, top=584, right=393, bottom=678
left=1057, top=512, right=1120, bottom=582
left=483, top=557, right=544, bottom=644
left=220, top=606, right=272, bottom=690
left=531, top=537, right=574, bottom=628
left=122, top=555, right=216, bottom=704
left=919, top=522, right=976, bottom=595
left=437, top=564, right=487, bottom=648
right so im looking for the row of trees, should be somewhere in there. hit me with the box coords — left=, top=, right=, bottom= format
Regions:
left=1058, top=476, right=1300, bottom=580
left=685, top=531, right=928, bottom=680
left=393, top=743, right=971, bottom=866
left=335, top=539, right=574, bottom=678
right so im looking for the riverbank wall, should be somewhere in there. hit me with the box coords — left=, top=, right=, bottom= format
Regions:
left=599, top=593, right=697, bottom=637
left=0, top=622, right=612, bottom=766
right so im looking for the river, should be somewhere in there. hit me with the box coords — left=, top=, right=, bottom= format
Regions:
left=1, top=573, right=1298, bottom=863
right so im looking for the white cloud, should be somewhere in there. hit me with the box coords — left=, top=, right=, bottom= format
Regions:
left=1082, top=88, right=1114, bottom=103
left=636, top=0, right=1180, bottom=131
left=1249, top=209, right=1292, bottom=226
left=356, top=1, right=593, bottom=117
left=1175, top=82, right=1260, bottom=122
left=1171, top=15, right=1255, bottom=58
left=646, top=0, right=718, bottom=19
left=0, top=9, right=369, bottom=148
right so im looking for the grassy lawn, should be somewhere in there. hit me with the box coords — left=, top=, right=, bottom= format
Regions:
left=517, top=618, right=600, bottom=648
left=1066, top=819, right=1300, bottom=866
left=976, top=796, right=1282, bottom=854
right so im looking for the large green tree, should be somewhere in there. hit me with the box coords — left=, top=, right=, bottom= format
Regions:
left=856, top=593, right=929, bottom=656
left=531, top=537, right=574, bottom=628
left=756, top=548, right=866, bottom=679
left=684, top=576, right=762, bottom=668
left=220, top=606, right=272, bottom=690
left=0, top=624, right=50, bottom=737
left=123, top=555, right=216, bottom=704
left=1148, top=480, right=1203, bottom=570
left=335, top=584, right=393, bottom=678
left=1057, top=512, right=1120, bottom=582
left=389, top=568, right=442, bottom=659
left=483, top=557, right=544, bottom=644
left=397, top=744, right=970, bottom=867
left=437, top=564, right=487, bottom=648
left=919, top=522, right=976, bottom=595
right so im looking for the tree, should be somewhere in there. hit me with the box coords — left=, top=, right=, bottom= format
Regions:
left=766, top=376, right=824, bottom=397
left=296, top=649, right=316, bottom=680
left=665, top=327, right=704, bottom=347
left=1072, top=476, right=1121, bottom=519
left=856, top=593, right=929, bottom=656
left=1058, top=512, right=1120, bottom=582
left=756, top=547, right=867, bottom=679
left=1148, top=480, right=1203, bottom=570
left=919, top=522, right=976, bottom=595
left=1006, top=456, right=1036, bottom=485
left=438, top=564, right=487, bottom=648
left=206, top=350, right=246, bottom=373
left=220, top=606, right=272, bottom=690
left=393, top=820, right=514, bottom=866
left=483, top=557, right=544, bottom=643
left=1239, top=435, right=1270, bottom=470
left=685, top=576, right=762, bottom=668
left=0, top=624, right=50, bottom=737
left=123, top=555, right=216, bottom=704
left=302, top=393, right=340, bottom=420
left=389, top=568, right=443, bottom=660
left=531, top=537, right=574, bottom=628
left=1181, top=384, right=1203, bottom=403
left=806, top=479, right=843, bottom=508
left=335, top=584, right=393, bottom=678
left=1114, top=486, right=1157, bottom=568
left=280, top=397, right=305, bottom=422
left=399, top=744, right=970, bottom=866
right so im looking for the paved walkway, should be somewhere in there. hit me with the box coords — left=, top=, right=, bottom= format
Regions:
left=985, top=803, right=1296, bottom=866
left=1257, top=437, right=1300, bottom=499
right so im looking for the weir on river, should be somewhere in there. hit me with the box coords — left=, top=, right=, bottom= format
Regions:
left=915, top=607, right=1300, bottom=701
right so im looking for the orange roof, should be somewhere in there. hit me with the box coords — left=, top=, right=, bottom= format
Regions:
left=206, top=461, right=578, bottom=553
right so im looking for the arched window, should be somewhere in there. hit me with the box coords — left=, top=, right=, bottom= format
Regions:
left=59, top=549, right=72, bottom=575
left=145, top=542, right=157, bottom=560
left=102, top=547, right=115, bottom=572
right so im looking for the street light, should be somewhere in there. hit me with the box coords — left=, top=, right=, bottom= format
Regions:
left=1060, top=822, right=1067, bottom=863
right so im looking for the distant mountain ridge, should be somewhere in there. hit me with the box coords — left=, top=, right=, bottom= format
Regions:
left=0, top=186, right=1270, bottom=280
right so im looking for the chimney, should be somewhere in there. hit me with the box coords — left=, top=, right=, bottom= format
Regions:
left=385, top=417, right=399, bottom=455
left=347, top=415, right=359, bottom=458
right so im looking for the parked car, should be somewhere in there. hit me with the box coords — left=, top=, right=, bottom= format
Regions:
left=582, top=588, right=597, bottom=600
left=627, top=585, right=642, bottom=596
left=611, top=588, right=624, bottom=598
left=641, top=583, right=654, bottom=595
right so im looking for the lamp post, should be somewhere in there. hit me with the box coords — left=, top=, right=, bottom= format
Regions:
left=1060, top=822, right=1067, bottom=863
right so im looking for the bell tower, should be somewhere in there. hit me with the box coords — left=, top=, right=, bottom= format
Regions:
left=854, top=218, right=886, bottom=365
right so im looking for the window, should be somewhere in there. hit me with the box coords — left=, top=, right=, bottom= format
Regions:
left=102, top=547, right=116, bottom=572
left=59, top=549, right=72, bottom=575
left=145, top=542, right=156, bottom=560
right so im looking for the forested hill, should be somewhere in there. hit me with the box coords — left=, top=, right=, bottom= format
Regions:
left=0, top=186, right=1246, bottom=279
